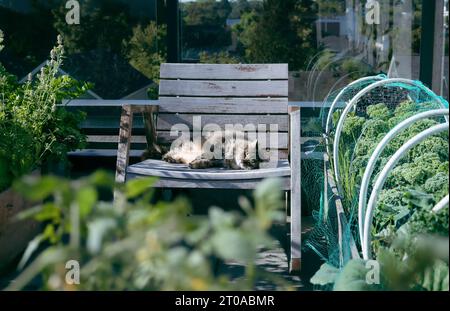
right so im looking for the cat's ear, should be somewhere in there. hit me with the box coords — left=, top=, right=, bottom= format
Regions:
left=251, top=140, right=258, bottom=149
left=248, top=140, right=258, bottom=156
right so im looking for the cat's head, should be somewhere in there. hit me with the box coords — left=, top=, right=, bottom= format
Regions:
left=242, top=140, right=261, bottom=169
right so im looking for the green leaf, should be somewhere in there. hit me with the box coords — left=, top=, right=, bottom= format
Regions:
left=18, top=234, right=45, bottom=270
left=393, top=206, right=410, bottom=226
left=42, top=223, right=58, bottom=244
left=5, top=247, right=70, bottom=291
left=89, top=170, right=115, bottom=187
left=87, top=218, right=117, bottom=254
left=422, top=261, right=449, bottom=291
left=76, top=187, right=97, bottom=218
left=14, top=176, right=63, bottom=201
left=310, top=263, right=340, bottom=286
left=209, top=207, right=236, bottom=229
left=186, top=221, right=210, bottom=245
left=15, top=204, right=44, bottom=221
left=254, top=178, right=282, bottom=207
left=333, top=259, right=380, bottom=291
left=125, top=177, right=158, bottom=199
left=238, top=196, right=253, bottom=215
left=34, top=203, right=60, bottom=223
left=210, top=229, right=256, bottom=262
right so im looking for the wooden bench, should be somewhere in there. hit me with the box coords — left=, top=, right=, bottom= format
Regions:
left=114, top=63, right=302, bottom=272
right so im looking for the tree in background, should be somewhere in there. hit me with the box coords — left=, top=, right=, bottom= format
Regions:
left=412, top=0, right=422, bottom=54
left=51, top=0, right=167, bottom=98
left=199, top=51, right=239, bottom=64
left=125, top=22, right=167, bottom=82
left=234, top=0, right=318, bottom=70
left=228, top=0, right=261, bottom=19
left=124, top=22, right=167, bottom=99
left=52, top=0, right=132, bottom=55
left=181, top=0, right=233, bottom=53
left=0, top=1, right=57, bottom=77
left=315, top=0, right=345, bottom=16
left=183, top=0, right=232, bottom=26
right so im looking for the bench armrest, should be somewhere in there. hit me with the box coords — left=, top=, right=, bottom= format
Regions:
left=115, top=104, right=159, bottom=183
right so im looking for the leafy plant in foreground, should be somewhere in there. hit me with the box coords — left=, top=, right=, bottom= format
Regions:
left=6, top=172, right=290, bottom=291
left=311, top=227, right=449, bottom=291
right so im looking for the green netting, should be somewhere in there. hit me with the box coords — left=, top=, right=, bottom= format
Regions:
left=306, top=75, right=388, bottom=268
left=304, top=77, right=449, bottom=271
left=320, top=74, right=388, bottom=131
left=301, top=159, right=324, bottom=215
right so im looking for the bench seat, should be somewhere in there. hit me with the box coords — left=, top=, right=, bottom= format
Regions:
left=127, top=159, right=290, bottom=180
left=126, top=159, right=291, bottom=190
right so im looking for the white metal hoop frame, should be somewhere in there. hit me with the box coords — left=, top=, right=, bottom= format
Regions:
left=324, top=75, right=386, bottom=157
left=332, top=78, right=448, bottom=198
left=432, top=195, right=449, bottom=213
left=325, top=75, right=387, bottom=138
left=362, top=123, right=449, bottom=259
left=357, top=109, right=449, bottom=245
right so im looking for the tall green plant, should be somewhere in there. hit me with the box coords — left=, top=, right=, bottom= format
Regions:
left=0, top=34, right=91, bottom=192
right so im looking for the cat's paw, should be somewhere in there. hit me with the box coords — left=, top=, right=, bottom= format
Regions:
left=188, top=161, right=201, bottom=169
left=162, top=154, right=177, bottom=163
left=189, top=159, right=208, bottom=169
left=242, top=159, right=260, bottom=170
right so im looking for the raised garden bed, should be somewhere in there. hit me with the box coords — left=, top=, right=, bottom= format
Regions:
left=0, top=180, right=40, bottom=272
left=322, top=154, right=359, bottom=266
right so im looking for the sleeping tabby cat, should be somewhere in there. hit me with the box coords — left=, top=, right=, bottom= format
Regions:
left=162, top=131, right=261, bottom=170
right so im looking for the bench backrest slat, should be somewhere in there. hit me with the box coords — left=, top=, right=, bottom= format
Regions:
left=157, top=97, right=287, bottom=114
left=159, top=80, right=288, bottom=97
left=160, top=63, right=289, bottom=80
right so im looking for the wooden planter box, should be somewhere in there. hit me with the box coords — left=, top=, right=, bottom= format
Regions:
left=322, top=154, right=360, bottom=266
left=0, top=179, right=41, bottom=272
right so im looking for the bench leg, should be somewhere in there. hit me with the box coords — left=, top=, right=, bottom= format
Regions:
left=289, top=109, right=302, bottom=273
left=289, top=186, right=302, bottom=273
left=284, top=191, right=289, bottom=217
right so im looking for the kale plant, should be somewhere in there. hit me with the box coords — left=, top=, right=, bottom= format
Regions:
left=334, top=99, right=448, bottom=259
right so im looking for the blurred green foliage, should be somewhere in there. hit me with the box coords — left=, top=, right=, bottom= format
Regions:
left=7, top=172, right=291, bottom=291
left=312, top=227, right=449, bottom=291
